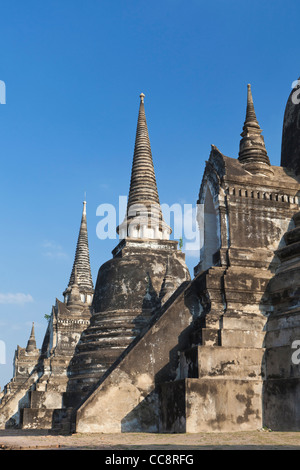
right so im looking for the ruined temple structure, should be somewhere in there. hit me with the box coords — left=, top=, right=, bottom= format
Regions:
left=2, top=81, right=300, bottom=432
left=65, top=92, right=190, bottom=405
left=0, top=200, right=94, bottom=428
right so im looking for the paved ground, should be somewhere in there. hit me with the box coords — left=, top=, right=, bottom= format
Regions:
left=0, top=429, right=300, bottom=450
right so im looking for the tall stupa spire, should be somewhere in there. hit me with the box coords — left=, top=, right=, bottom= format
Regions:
left=127, top=92, right=160, bottom=208
left=117, top=93, right=171, bottom=240
left=243, top=83, right=260, bottom=129
left=238, top=84, right=273, bottom=176
left=26, top=322, right=37, bottom=352
left=63, top=200, right=94, bottom=304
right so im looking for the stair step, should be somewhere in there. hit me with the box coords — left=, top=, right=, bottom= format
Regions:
left=221, top=329, right=265, bottom=348
left=160, top=378, right=263, bottom=433
left=179, top=346, right=265, bottom=380
left=52, top=408, right=73, bottom=434
left=29, top=391, right=63, bottom=409
left=22, top=408, right=55, bottom=430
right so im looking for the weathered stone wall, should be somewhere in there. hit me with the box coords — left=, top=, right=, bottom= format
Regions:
left=75, top=281, right=192, bottom=433
left=74, top=147, right=300, bottom=434
left=262, top=211, right=300, bottom=430
left=160, top=378, right=263, bottom=433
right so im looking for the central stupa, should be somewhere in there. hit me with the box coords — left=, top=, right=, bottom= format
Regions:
left=66, top=93, right=190, bottom=399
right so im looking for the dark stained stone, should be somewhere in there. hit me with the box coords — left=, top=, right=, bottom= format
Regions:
left=281, top=78, right=300, bottom=175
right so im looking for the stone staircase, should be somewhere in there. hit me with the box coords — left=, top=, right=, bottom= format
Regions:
left=159, top=312, right=266, bottom=433
left=20, top=390, right=79, bottom=433
left=18, top=374, right=89, bottom=432
left=20, top=385, right=64, bottom=430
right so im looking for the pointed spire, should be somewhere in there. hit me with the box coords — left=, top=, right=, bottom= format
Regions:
left=127, top=93, right=160, bottom=208
left=243, top=84, right=260, bottom=129
left=238, top=84, right=273, bottom=175
left=117, top=93, right=171, bottom=240
left=66, top=200, right=94, bottom=295
left=26, top=322, right=37, bottom=352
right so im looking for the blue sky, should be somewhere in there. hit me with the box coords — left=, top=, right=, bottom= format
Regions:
left=0, top=0, right=299, bottom=388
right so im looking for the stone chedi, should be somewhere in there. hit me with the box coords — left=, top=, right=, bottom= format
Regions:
left=66, top=93, right=190, bottom=400
left=2, top=82, right=300, bottom=432
left=74, top=84, right=300, bottom=433
left=0, top=201, right=94, bottom=429
left=158, top=85, right=300, bottom=432
left=63, top=200, right=94, bottom=306
left=0, top=93, right=190, bottom=430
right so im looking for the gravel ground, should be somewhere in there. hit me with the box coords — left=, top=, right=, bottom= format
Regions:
left=0, top=429, right=300, bottom=450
